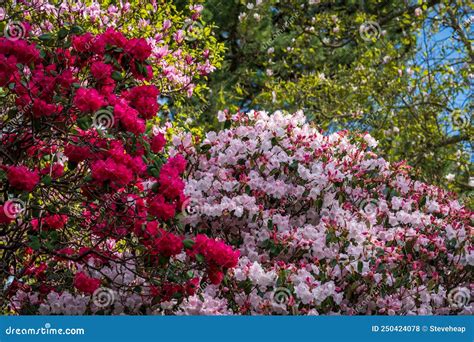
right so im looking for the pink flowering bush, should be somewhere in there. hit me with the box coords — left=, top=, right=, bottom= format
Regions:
left=171, top=110, right=473, bottom=315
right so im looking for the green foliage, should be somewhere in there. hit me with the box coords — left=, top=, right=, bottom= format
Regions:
left=193, top=0, right=472, bottom=201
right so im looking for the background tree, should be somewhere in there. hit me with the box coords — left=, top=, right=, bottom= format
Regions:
left=173, top=0, right=472, bottom=202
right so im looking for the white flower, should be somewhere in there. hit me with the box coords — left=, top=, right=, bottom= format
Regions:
left=363, top=134, right=378, bottom=148
left=445, top=173, right=455, bottom=181
left=248, top=262, right=277, bottom=288
left=217, top=110, right=226, bottom=122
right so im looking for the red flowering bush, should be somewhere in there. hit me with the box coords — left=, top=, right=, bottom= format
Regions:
left=0, top=25, right=237, bottom=314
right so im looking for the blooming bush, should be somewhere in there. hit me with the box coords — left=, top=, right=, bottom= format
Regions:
left=1, top=0, right=223, bottom=104
left=0, top=25, right=237, bottom=314
left=171, top=110, right=473, bottom=315
left=0, top=1, right=472, bottom=317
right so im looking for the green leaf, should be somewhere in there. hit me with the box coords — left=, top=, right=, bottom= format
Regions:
left=183, top=239, right=195, bottom=249
left=267, top=219, right=273, bottom=230
left=151, top=182, right=160, bottom=193
left=70, top=25, right=84, bottom=35
left=57, top=28, right=69, bottom=40
left=111, top=71, right=123, bottom=81
left=195, top=254, right=205, bottom=263
left=38, top=33, right=53, bottom=41
left=147, top=167, right=160, bottom=178
left=419, top=196, right=427, bottom=207
left=41, top=175, right=52, bottom=186
left=29, top=236, right=41, bottom=251
left=76, top=116, right=90, bottom=130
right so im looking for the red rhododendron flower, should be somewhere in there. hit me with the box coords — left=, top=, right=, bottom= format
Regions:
left=32, top=98, right=63, bottom=118
left=122, top=85, right=159, bottom=119
left=42, top=214, right=68, bottom=230
left=166, top=154, right=187, bottom=174
left=150, top=133, right=166, bottom=153
left=154, top=229, right=183, bottom=257
left=91, top=61, right=113, bottom=81
left=113, top=100, right=145, bottom=134
left=0, top=54, right=18, bottom=86
left=98, top=28, right=127, bottom=49
left=0, top=23, right=236, bottom=316
left=56, top=69, right=77, bottom=93
left=185, top=277, right=200, bottom=295
left=125, top=38, right=152, bottom=61
left=74, top=272, right=101, bottom=294
left=91, top=158, right=134, bottom=186
left=0, top=205, right=14, bottom=224
left=148, top=195, right=176, bottom=221
left=24, top=263, right=48, bottom=278
left=74, top=88, right=106, bottom=113
left=71, top=32, right=95, bottom=53
left=159, top=167, right=185, bottom=199
left=208, top=267, right=224, bottom=285
left=7, top=166, right=39, bottom=192
left=41, top=163, right=64, bottom=179
left=191, top=234, right=240, bottom=269
left=1, top=38, right=40, bottom=64
left=64, top=144, right=91, bottom=163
